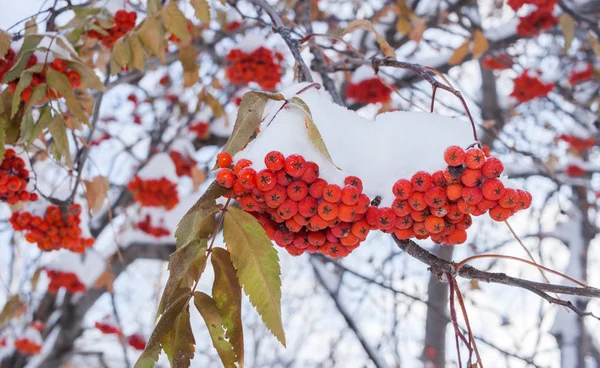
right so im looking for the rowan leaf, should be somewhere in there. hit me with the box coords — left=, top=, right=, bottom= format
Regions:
left=46, top=68, right=89, bottom=126
left=211, top=248, right=244, bottom=365
left=23, top=83, right=48, bottom=115
left=19, top=111, right=34, bottom=145
left=134, top=290, right=190, bottom=368
left=190, top=0, right=211, bottom=23
left=93, top=267, right=115, bottom=294
left=0, top=118, right=5, bottom=162
left=2, top=50, right=34, bottom=84
left=179, top=44, right=199, bottom=87
left=193, top=292, right=237, bottom=368
left=111, top=37, right=131, bottom=74
left=288, top=97, right=339, bottom=169
left=589, top=32, right=600, bottom=57
left=163, top=304, right=195, bottom=368
left=147, top=0, right=162, bottom=14
left=0, top=295, right=26, bottom=328
left=448, top=39, right=471, bottom=65
left=472, top=29, right=489, bottom=59
left=342, top=19, right=396, bottom=59
left=84, top=175, right=109, bottom=214
left=0, top=31, right=11, bottom=58
left=128, top=34, right=146, bottom=71
left=174, top=181, right=226, bottom=248
left=30, top=268, right=42, bottom=290
left=162, top=2, right=191, bottom=44
left=11, top=69, right=35, bottom=117
left=68, top=60, right=106, bottom=91
left=223, top=206, right=285, bottom=346
left=559, top=14, right=575, bottom=52
left=199, top=90, right=224, bottom=118
left=47, top=112, right=72, bottom=166
left=24, top=17, right=38, bottom=35
left=139, top=16, right=166, bottom=63
left=31, top=105, right=52, bottom=143
left=156, top=239, right=207, bottom=318
left=220, top=91, right=284, bottom=161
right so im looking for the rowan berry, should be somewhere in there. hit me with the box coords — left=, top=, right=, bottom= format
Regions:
left=265, top=151, right=285, bottom=171
left=276, top=170, right=294, bottom=186
left=456, top=215, right=472, bottom=230
left=341, top=185, right=359, bottom=205
left=340, top=233, right=359, bottom=246
left=376, top=208, right=396, bottom=230
left=410, top=209, right=429, bottom=223
left=424, top=186, right=446, bottom=208
left=255, top=169, right=276, bottom=191
left=338, top=203, right=357, bottom=222
left=351, top=220, right=370, bottom=239
left=344, top=176, right=363, bottom=192
left=447, top=229, right=467, bottom=245
left=462, top=187, right=483, bottom=206
left=216, top=152, right=232, bottom=168
left=498, top=188, right=518, bottom=209
left=481, top=179, right=505, bottom=200
left=238, top=167, right=256, bottom=189
left=238, top=195, right=260, bottom=212
left=489, top=206, right=511, bottom=222
left=395, top=215, right=413, bottom=230
left=461, top=169, right=483, bottom=187
left=287, top=180, right=309, bottom=201
left=265, top=185, right=287, bottom=208
left=412, top=222, right=427, bottom=237
left=284, top=154, right=306, bottom=177
left=431, top=203, right=449, bottom=217
left=392, top=198, right=412, bottom=217
left=308, top=179, right=327, bottom=199
left=408, top=192, right=427, bottom=211
left=323, top=184, right=342, bottom=203
left=308, top=231, right=326, bottom=246
left=356, top=194, right=370, bottom=214
left=516, top=189, right=532, bottom=210
left=477, top=199, right=497, bottom=212
left=464, top=148, right=486, bottom=169
left=301, top=162, right=319, bottom=183
left=275, top=229, right=294, bottom=246
left=444, top=145, right=466, bottom=166
left=424, top=216, right=445, bottom=234
left=365, top=206, right=379, bottom=226
left=234, top=159, right=252, bottom=174
left=308, top=214, right=328, bottom=231
left=394, top=228, right=413, bottom=239
left=446, top=183, right=462, bottom=201
left=481, top=157, right=504, bottom=178
left=232, top=181, right=247, bottom=196
left=298, top=196, right=318, bottom=217
left=432, top=171, right=446, bottom=187
left=444, top=168, right=459, bottom=184
left=51, top=58, right=69, bottom=72
left=411, top=171, right=432, bottom=192
left=456, top=199, right=474, bottom=215
left=317, top=201, right=338, bottom=221
left=392, top=179, right=413, bottom=199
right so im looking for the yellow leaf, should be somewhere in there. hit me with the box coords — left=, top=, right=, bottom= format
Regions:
left=470, top=279, right=480, bottom=290
left=199, top=89, right=224, bottom=118
left=161, top=2, right=191, bottom=44
left=589, top=32, right=600, bottom=57
left=190, top=167, right=206, bottom=191
left=559, top=15, right=575, bottom=52
left=25, top=17, right=37, bottom=35
left=396, top=17, right=411, bottom=35
left=84, top=175, right=109, bottom=214
left=190, top=0, right=211, bottom=23
left=0, top=31, right=11, bottom=58
left=47, top=112, right=72, bottom=166
left=46, top=68, right=89, bottom=127
left=111, top=37, right=131, bottom=74
left=408, top=20, right=426, bottom=42
left=0, top=295, right=27, bottom=328
left=448, top=40, right=471, bottom=65
left=93, top=267, right=115, bottom=294
left=472, top=29, right=489, bottom=59
left=138, top=16, right=166, bottom=62
left=179, top=44, right=199, bottom=87
left=342, top=19, right=396, bottom=59
left=193, top=292, right=237, bottom=367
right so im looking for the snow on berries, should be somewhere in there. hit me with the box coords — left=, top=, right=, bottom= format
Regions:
left=169, top=151, right=198, bottom=177
left=14, top=327, right=42, bottom=355
left=86, top=10, right=137, bottom=48
left=225, top=36, right=284, bottom=90
left=516, top=6, right=557, bottom=37
left=45, top=268, right=87, bottom=293
left=135, top=214, right=171, bottom=238
left=0, top=149, right=38, bottom=205
left=481, top=54, right=513, bottom=70
left=510, top=71, right=554, bottom=103
left=346, top=65, right=392, bottom=104
left=127, top=176, right=179, bottom=210
left=10, top=204, right=94, bottom=253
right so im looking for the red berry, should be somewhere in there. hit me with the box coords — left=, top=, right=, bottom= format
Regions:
left=337, top=204, right=357, bottom=222
left=284, top=154, right=306, bottom=177
left=392, top=179, right=413, bottom=199
left=323, top=184, right=342, bottom=203
left=408, top=192, right=427, bottom=211
left=461, top=169, right=483, bottom=187
left=356, top=194, right=371, bottom=214
left=424, top=186, right=446, bottom=208
left=424, top=215, right=445, bottom=234
left=278, top=199, right=298, bottom=219
left=447, top=229, right=467, bottom=244
left=498, top=188, right=518, bottom=208
left=344, top=176, right=363, bottom=192
left=287, top=180, right=309, bottom=201
left=265, top=185, right=287, bottom=208
left=216, top=152, right=232, bottom=168
left=482, top=157, right=504, bottom=178
left=351, top=221, right=370, bottom=239
left=216, top=168, right=236, bottom=188
left=308, top=179, right=327, bottom=199
left=265, top=151, right=285, bottom=171
left=489, top=205, right=511, bottom=222
left=317, top=201, right=338, bottom=221
left=446, top=183, right=462, bottom=201
left=298, top=196, right=318, bottom=217
left=432, top=171, right=446, bottom=187
left=300, top=162, right=319, bottom=183
left=394, top=228, right=413, bottom=239
left=375, top=208, right=396, bottom=230
left=308, top=231, right=326, bottom=246
left=515, top=189, right=532, bottom=210
left=341, top=185, right=359, bottom=205
left=395, top=215, right=413, bottom=230
left=444, top=145, right=466, bottom=166
left=464, top=148, right=486, bottom=169
left=481, top=179, right=505, bottom=200
left=238, top=167, right=256, bottom=189
left=255, top=169, right=276, bottom=191
left=411, top=171, right=432, bottom=192
left=234, top=159, right=252, bottom=174
left=461, top=187, right=483, bottom=206
left=392, top=198, right=412, bottom=217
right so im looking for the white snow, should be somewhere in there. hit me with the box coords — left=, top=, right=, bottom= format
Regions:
left=137, top=152, right=178, bottom=182
left=43, top=249, right=105, bottom=286
left=22, top=327, right=42, bottom=345
left=350, top=65, right=377, bottom=83
left=235, top=83, right=476, bottom=207
left=234, top=32, right=267, bottom=53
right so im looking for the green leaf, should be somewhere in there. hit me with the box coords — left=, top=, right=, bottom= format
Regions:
left=73, top=6, right=101, bottom=17
left=47, top=112, right=72, bottom=166
left=211, top=248, right=244, bottom=365
left=24, top=17, right=37, bottom=35
left=193, top=292, right=237, bottom=368
left=162, top=2, right=191, bottom=44
left=128, top=34, right=146, bottom=71
left=139, top=16, right=166, bottom=63
left=287, top=96, right=339, bottom=169
left=0, top=31, right=11, bottom=58
left=2, top=50, right=34, bottom=84
left=190, top=0, right=211, bottom=23
left=163, top=304, right=195, bottom=368
left=135, top=290, right=190, bottom=368
left=46, top=68, right=89, bottom=127
left=174, top=181, right=226, bottom=248
left=220, top=91, right=284, bottom=163
left=31, top=105, right=52, bottom=144
left=156, top=239, right=207, bottom=318
left=111, top=37, right=132, bottom=74
left=223, top=206, right=285, bottom=346
left=19, top=111, right=34, bottom=144
left=11, top=70, right=34, bottom=117
left=20, top=35, right=43, bottom=53
left=23, top=82, right=48, bottom=114
left=68, top=60, right=106, bottom=91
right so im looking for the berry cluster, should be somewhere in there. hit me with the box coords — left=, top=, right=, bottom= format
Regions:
left=0, top=149, right=38, bottom=204
left=481, top=55, right=513, bottom=70
left=386, top=146, right=532, bottom=245
left=10, top=204, right=94, bottom=253
left=45, top=269, right=86, bottom=293
left=346, top=78, right=392, bottom=104
left=95, top=316, right=122, bottom=335
left=169, top=151, right=197, bottom=177
left=516, top=7, right=557, bottom=37
left=565, top=164, right=586, bottom=177
left=135, top=214, right=170, bottom=238
left=510, top=71, right=554, bottom=103
left=215, top=152, right=373, bottom=258
left=127, top=176, right=179, bottom=210
left=568, top=64, right=593, bottom=85
left=1, top=50, right=81, bottom=102
left=127, top=334, right=146, bottom=350
left=558, top=134, right=595, bottom=152
left=14, top=337, right=41, bottom=355
left=87, top=10, right=137, bottom=48
left=508, top=0, right=556, bottom=11
left=189, top=121, right=210, bottom=139
left=225, top=21, right=242, bottom=32
left=225, top=47, right=283, bottom=91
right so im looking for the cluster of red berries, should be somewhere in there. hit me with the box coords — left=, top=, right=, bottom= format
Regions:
left=95, top=318, right=121, bottom=335
left=568, top=64, right=593, bottom=85
left=215, top=152, right=373, bottom=258
left=508, top=0, right=556, bottom=11
left=1, top=50, right=82, bottom=102
left=510, top=71, right=554, bottom=103
left=127, top=176, right=179, bottom=210
left=385, top=146, right=532, bottom=245
left=481, top=54, right=513, bottom=70
left=127, top=333, right=146, bottom=350
left=189, top=121, right=209, bottom=139
left=565, top=164, right=586, bottom=177
left=10, top=204, right=94, bottom=253
left=558, top=134, right=596, bottom=152
left=0, top=149, right=38, bottom=204
left=516, top=7, right=557, bottom=37
left=87, top=10, right=137, bottom=48
left=14, top=336, right=41, bottom=355
left=45, top=269, right=86, bottom=293
left=169, top=151, right=197, bottom=177
left=225, top=47, right=284, bottom=91
left=135, top=214, right=170, bottom=238
left=225, top=21, right=242, bottom=32
left=346, top=78, right=392, bottom=104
